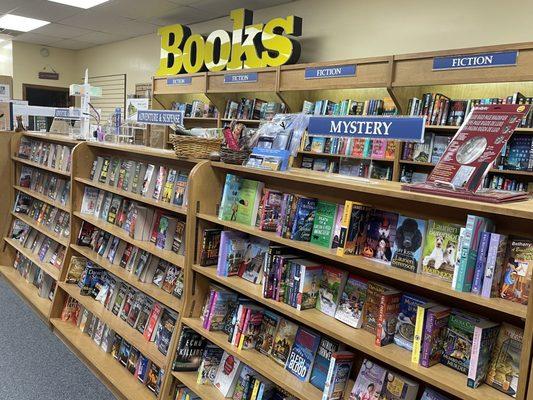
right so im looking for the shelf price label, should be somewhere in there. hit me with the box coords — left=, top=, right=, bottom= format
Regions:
left=433, top=51, right=518, bottom=70
left=308, top=115, right=425, bottom=141
left=137, top=110, right=184, bottom=126
left=167, top=77, right=192, bottom=85
left=223, top=72, right=258, bottom=84
left=305, top=64, right=356, bottom=79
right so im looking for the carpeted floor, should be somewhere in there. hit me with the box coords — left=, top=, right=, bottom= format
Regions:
left=0, top=275, right=116, bottom=400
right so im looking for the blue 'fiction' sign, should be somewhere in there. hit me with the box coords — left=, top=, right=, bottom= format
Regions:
left=224, top=72, right=258, bottom=83
left=433, top=51, right=518, bottom=70
left=308, top=116, right=425, bottom=141
left=305, top=64, right=356, bottom=79
left=137, top=110, right=184, bottom=126
left=167, top=77, right=192, bottom=85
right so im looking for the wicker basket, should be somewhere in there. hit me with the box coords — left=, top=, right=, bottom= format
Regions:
left=169, top=134, right=222, bottom=159
left=220, top=147, right=252, bottom=165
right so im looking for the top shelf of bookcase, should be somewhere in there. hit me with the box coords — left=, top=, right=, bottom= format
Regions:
left=85, top=141, right=203, bottom=163
left=22, top=131, right=81, bottom=145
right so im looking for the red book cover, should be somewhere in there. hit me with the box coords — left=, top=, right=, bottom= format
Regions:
left=143, top=302, right=163, bottom=341
left=375, top=291, right=401, bottom=346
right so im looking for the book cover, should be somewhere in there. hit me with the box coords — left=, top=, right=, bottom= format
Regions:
left=467, top=319, right=500, bottom=388
left=238, top=307, right=264, bottom=350
left=290, top=197, right=318, bottom=242
left=431, top=135, right=451, bottom=164
left=258, top=189, right=283, bottom=232
left=285, top=327, right=321, bottom=382
left=156, top=309, right=177, bottom=356
left=420, top=388, right=451, bottom=400
left=255, top=311, right=280, bottom=356
left=322, top=351, right=354, bottom=400
left=197, top=345, right=224, bottom=386
left=485, top=323, right=523, bottom=397
left=316, top=265, right=348, bottom=317
left=172, top=172, right=188, bottom=206
left=375, top=289, right=401, bottom=347
left=270, top=318, right=298, bottom=366
left=80, top=187, right=99, bottom=214
left=420, top=305, right=452, bottom=368
left=381, top=371, right=419, bottom=400
left=393, top=293, right=428, bottom=351
left=213, top=352, right=243, bottom=397
left=295, top=260, right=322, bottom=311
left=331, top=205, right=344, bottom=249
left=199, top=229, right=222, bottom=266
left=362, top=210, right=398, bottom=263
left=481, top=233, right=508, bottom=298
left=204, top=288, right=239, bottom=331
left=217, top=230, right=248, bottom=277
left=334, top=274, right=367, bottom=328
left=172, top=327, right=207, bottom=371
left=500, top=238, right=532, bottom=305
left=310, top=337, right=341, bottom=391
left=411, top=302, right=436, bottom=365
left=310, top=201, right=338, bottom=248
left=238, top=237, right=269, bottom=284
left=421, top=220, right=462, bottom=282
left=232, top=365, right=255, bottom=400
left=161, top=168, right=177, bottom=203
left=362, top=281, right=397, bottom=335
left=471, top=231, right=492, bottom=295
left=218, top=174, right=263, bottom=226
left=391, top=216, right=427, bottom=273
left=349, top=359, right=387, bottom=400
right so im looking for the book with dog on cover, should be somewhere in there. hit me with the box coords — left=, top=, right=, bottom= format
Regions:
left=421, top=220, right=462, bottom=282
left=391, top=216, right=427, bottom=273
left=362, top=210, right=398, bottom=264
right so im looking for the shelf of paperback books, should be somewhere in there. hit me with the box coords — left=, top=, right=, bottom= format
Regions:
left=177, top=161, right=533, bottom=400
left=11, top=211, right=70, bottom=247
left=51, top=318, right=157, bottom=400
left=172, top=370, right=226, bottom=400
left=13, top=184, right=71, bottom=212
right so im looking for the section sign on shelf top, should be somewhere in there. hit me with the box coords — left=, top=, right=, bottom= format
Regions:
left=432, top=50, right=518, bottom=70
left=137, top=109, right=184, bottom=126
left=223, top=72, right=259, bottom=84
left=307, top=115, right=425, bottom=141
left=305, top=64, right=356, bottom=79
left=167, top=77, right=192, bottom=86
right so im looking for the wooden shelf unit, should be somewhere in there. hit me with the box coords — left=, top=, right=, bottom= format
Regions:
left=169, top=160, right=533, bottom=400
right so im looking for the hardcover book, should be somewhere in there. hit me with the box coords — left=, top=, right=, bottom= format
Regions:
left=481, top=233, right=508, bottom=298
left=290, top=197, right=318, bottom=242
left=258, top=189, right=283, bottom=232
left=310, top=201, right=338, bottom=248
left=310, top=337, right=342, bottom=391
left=500, top=238, right=532, bottom=305
left=334, top=274, right=367, bottom=328
left=255, top=311, right=280, bottom=356
left=363, top=210, right=398, bottom=263
left=375, top=289, right=401, bottom=347
left=172, top=327, right=207, bottom=371
left=316, top=265, right=348, bottom=317
left=421, top=220, right=462, bottom=282
left=294, top=259, right=322, bottom=311
left=467, top=319, right=500, bottom=389
left=322, top=351, right=354, bottom=400
left=217, top=230, right=248, bottom=277
left=218, top=174, right=263, bottom=226
left=362, top=281, right=398, bottom=335
left=270, top=318, right=298, bottom=366
left=285, top=327, right=321, bottom=382
left=238, top=237, right=269, bottom=284
left=199, top=229, right=222, bottom=266
left=391, top=216, right=426, bottom=273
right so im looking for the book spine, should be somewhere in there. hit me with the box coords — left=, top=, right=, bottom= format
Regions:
left=321, top=354, right=337, bottom=400
left=296, top=266, right=306, bottom=311
left=336, top=201, right=353, bottom=256
left=456, top=216, right=475, bottom=292
left=467, top=326, right=483, bottom=385
left=204, top=291, right=218, bottom=330
left=374, top=294, right=386, bottom=346
left=471, top=232, right=491, bottom=295
left=420, top=311, right=435, bottom=368
left=238, top=308, right=252, bottom=350
left=411, top=305, right=426, bottom=364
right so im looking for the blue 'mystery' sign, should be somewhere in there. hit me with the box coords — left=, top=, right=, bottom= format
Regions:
left=305, top=64, right=356, bottom=79
left=433, top=51, right=518, bottom=70
left=223, top=72, right=258, bottom=83
left=167, top=77, right=192, bottom=85
left=137, top=110, right=184, bottom=126
left=308, top=116, right=426, bottom=141
left=54, top=108, right=81, bottom=119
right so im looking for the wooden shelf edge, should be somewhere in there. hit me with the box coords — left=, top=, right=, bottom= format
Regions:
left=70, top=243, right=183, bottom=313
left=51, top=318, right=157, bottom=400
left=4, top=237, right=61, bottom=281
left=191, top=266, right=509, bottom=400
left=12, top=212, right=70, bottom=247
left=57, top=281, right=168, bottom=368
left=171, top=371, right=225, bottom=400
left=14, top=185, right=71, bottom=213
left=0, top=265, right=51, bottom=321
left=12, top=156, right=71, bottom=177
left=181, top=317, right=323, bottom=400
left=73, top=212, right=185, bottom=268
left=75, top=177, right=187, bottom=216
left=196, top=214, right=526, bottom=319
left=22, top=131, right=81, bottom=145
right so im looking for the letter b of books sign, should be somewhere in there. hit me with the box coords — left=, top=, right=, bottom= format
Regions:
left=403, top=104, right=531, bottom=203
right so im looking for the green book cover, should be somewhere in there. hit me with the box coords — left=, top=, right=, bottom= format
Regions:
left=234, top=178, right=263, bottom=226
left=310, top=200, right=338, bottom=248
left=218, top=174, right=243, bottom=221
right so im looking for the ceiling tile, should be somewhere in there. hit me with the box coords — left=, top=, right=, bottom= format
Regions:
left=51, top=38, right=97, bottom=50
left=57, top=9, right=132, bottom=31
left=98, top=19, right=158, bottom=35
left=10, top=0, right=81, bottom=23
left=144, top=5, right=219, bottom=26
left=0, top=0, right=32, bottom=14
left=12, top=32, right=63, bottom=46
left=98, top=0, right=181, bottom=20
left=32, top=23, right=95, bottom=39
left=77, top=30, right=131, bottom=44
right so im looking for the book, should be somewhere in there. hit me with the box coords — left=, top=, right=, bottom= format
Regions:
left=485, top=323, right=523, bottom=397
left=197, top=345, right=225, bottom=386
left=471, top=231, right=492, bottom=295
left=290, top=197, right=318, bottom=242
left=199, top=229, right=222, bottom=266
left=316, top=265, right=347, bottom=317
left=322, top=351, right=354, bottom=400
left=500, top=238, right=532, bottom=305
left=420, top=305, right=451, bottom=368
left=391, top=216, right=426, bottom=273
left=310, top=201, right=338, bottom=248
left=481, top=233, right=508, bottom=298
left=80, top=187, right=99, bottom=214
left=232, top=365, right=255, bottom=400
left=363, top=210, right=398, bottom=263
left=258, top=189, right=283, bottom=232
left=238, top=306, right=264, bottom=350
left=420, top=389, right=451, bottom=400
left=362, top=281, right=398, bottom=335
left=285, top=326, right=321, bottom=382
left=334, top=274, right=367, bottom=328
left=393, top=293, right=428, bottom=351
left=270, top=317, right=298, bottom=366
left=161, top=168, right=177, bottom=203
left=310, top=337, right=342, bottom=391
left=204, top=287, right=239, bottom=331
left=375, top=288, right=401, bottom=347
left=381, top=371, right=419, bottom=400
left=349, top=359, right=387, bottom=400
left=255, top=311, right=280, bottom=356
left=294, top=259, right=322, bottom=311
left=217, top=230, right=248, bottom=277
left=431, top=135, right=451, bottom=164
left=238, top=237, right=269, bottom=284
left=218, top=174, right=264, bottom=225
left=467, top=319, right=500, bottom=388
left=421, top=220, right=462, bottom=282
left=173, top=171, right=188, bottom=206
left=213, top=352, right=243, bottom=397
left=173, top=327, right=207, bottom=371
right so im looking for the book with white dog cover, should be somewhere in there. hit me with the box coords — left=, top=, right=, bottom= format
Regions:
left=421, top=220, right=462, bottom=282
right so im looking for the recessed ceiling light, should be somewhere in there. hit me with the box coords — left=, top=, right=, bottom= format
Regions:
left=48, top=0, right=111, bottom=9
left=0, top=14, right=50, bottom=32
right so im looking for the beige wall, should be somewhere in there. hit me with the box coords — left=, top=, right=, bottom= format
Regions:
left=12, top=0, right=533, bottom=96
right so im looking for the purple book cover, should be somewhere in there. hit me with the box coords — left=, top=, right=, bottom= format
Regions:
left=420, top=306, right=451, bottom=368
left=216, top=231, right=247, bottom=277
left=471, top=231, right=491, bottom=295
left=481, top=234, right=507, bottom=298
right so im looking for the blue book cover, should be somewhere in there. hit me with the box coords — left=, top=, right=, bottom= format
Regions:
left=285, top=327, right=321, bottom=382
left=290, top=197, right=318, bottom=242
left=394, top=293, right=428, bottom=351
left=218, top=174, right=243, bottom=221
left=391, top=215, right=427, bottom=273
left=471, top=231, right=491, bottom=295
left=420, top=388, right=451, bottom=400
left=310, top=337, right=340, bottom=390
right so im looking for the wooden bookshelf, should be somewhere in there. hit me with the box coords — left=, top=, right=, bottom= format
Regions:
left=11, top=156, right=72, bottom=177
left=299, top=150, right=395, bottom=163
left=11, top=212, right=70, bottom=247
left=4, top=237, right=62, bottom=281
left=171, top=370, right=225, bottom=400
left=14, top=185, right=71, bottom=213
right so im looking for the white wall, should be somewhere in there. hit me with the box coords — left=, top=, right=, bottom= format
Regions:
left=13, top=0, right=533, bottom=96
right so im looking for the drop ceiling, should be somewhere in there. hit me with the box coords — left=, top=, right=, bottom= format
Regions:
left=0, top=0, right=294, bottom=50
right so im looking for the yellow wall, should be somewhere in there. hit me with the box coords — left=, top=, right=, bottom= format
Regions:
left=12, top=0, right=533, bottom=96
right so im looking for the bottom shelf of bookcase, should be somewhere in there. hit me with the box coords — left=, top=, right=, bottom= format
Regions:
left=51, top=318, right=157, bottom=400
left=172, top=371, right=225, bottom=400
left=0, top=265, right=51, bottom=321
left=192, top=266, right=510, bottom=400
left=181, top=317, right=324, bottom=400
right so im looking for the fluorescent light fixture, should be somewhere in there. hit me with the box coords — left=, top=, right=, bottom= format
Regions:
left=48, top=0, right=110, bottom=9
left=0, top=14, right=50, bottom=32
